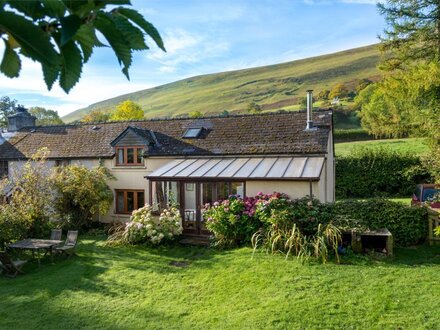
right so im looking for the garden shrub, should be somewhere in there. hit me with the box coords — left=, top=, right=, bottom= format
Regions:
left=336, top=147, right=431, bottom=199
left=203, top=195, right=263, bottom=248
left=0, top=205, right=29, bottom=249
left=120, top=204, right=182, bottom=245
left=0, top=148, right=55, bottom=244
left=52, top=165, right=115, bottom=231
left=333, top=199, right=428, bottom=246
left=204, top=193, right=428, bottom=252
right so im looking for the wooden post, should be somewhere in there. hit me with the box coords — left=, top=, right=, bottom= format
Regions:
left=427, top=208, right=440, bottom=245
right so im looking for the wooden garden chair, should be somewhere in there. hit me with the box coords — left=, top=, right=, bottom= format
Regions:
left=50, top=229, right=62, bottom=241
left=55, top=230, right=78, bottom=258
left=0, top=251, right=27, bottom=278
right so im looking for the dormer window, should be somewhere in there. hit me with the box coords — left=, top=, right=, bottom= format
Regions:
left=183, top=128, right=202, bottom=138
left=116, top=147, right=144, bottom=166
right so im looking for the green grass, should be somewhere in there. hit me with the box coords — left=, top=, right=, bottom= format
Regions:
left=335, top=138, right=430, bottom=157
left=2, top=238, right=440, bottom=329
left=63, top=44, right=380, bottom=122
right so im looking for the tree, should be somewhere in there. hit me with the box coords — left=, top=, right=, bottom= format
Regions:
left=220, top=110, right=230, bottom=117
left=0, top=148, right=55, bottom=244
left=356, top=62, right=440, bottom=145
left=81, top=109, right=110, bottom=123
left=298, top=96, right=308, bottom=108
left=110, top=100, right=144, bottom=121
left=317, top=89, right=330, bottom=100
left=0, top=1, right=165, bottom=93
left=247, top=102, right=261, bottom=113
left=29, top=107, right=64, bottom=126
left=355, top=78, right=373, bottom=93
left=378, top=0, right=440, bottom=70
left=188, top=110, right=203, bottom=119
left=329, top=83, right=348, bottom=100
left=52, top=165, right=115, bottom=230
left=0, top=96, right=17, bottom=127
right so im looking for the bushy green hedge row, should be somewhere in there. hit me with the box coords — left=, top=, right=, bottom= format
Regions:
left=336, top=147, right=431, bottom=198
left=203, top=194, right=428, bottom=248
left=334, top=128, right=374, bottom=142
left=333, top=199, right=428, bottom=247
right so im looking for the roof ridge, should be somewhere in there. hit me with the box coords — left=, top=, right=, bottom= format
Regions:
left=32, top=108, right=333, bottom=129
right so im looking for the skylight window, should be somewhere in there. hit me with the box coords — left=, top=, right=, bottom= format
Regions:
left=183, top=128, right=202, bottom=138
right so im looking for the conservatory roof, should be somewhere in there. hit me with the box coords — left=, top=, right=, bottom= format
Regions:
left=146, top=156, right=325, bottom=181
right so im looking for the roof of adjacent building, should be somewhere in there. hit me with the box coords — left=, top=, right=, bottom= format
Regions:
left=0, top=110, right=333, bottom=160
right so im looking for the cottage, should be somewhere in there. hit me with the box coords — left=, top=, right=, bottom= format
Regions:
left=0, top=94, right=334, bottom=237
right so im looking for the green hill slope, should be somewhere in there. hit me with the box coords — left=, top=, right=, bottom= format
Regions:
left=63, top=44, right=381, bottom=122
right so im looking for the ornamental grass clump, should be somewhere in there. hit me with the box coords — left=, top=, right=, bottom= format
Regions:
left=116, top=205, right=182, bottom=245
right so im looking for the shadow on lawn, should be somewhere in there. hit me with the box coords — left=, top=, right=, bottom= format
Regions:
left=339, top=243, right=440, bottom=268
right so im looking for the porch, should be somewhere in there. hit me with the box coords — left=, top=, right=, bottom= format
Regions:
left=146, top=156, right=326, bottom=237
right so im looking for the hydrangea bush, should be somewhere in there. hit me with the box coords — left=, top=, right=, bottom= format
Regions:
left=203, top=192, right=285, bottom=247
left=123, top=204, right=182, bottom=245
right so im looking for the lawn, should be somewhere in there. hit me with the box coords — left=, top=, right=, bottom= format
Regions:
left=1, top=238, right=440, bottom=329
left=335, top=137, right=429, bottom=157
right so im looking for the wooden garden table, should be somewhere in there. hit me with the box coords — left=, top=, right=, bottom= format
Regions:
left=8, top=239, right=63, bottom=267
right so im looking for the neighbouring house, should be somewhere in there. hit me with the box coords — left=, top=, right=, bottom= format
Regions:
left=0, top=93, right=334, bottom=236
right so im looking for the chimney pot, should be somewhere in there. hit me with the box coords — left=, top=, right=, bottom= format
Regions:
left=7, top=106, right=36, bottom=132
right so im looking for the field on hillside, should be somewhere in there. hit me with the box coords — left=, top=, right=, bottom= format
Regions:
left=1, top=238, right=440, bottom=329
left=63, top=45, right=380, bottom=122
left=335, top=138, right=429, bottom=157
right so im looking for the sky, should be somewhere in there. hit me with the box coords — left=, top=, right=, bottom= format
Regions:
left=0, top=0, right=385, bottom=117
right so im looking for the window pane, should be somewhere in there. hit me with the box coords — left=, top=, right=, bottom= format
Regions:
left=167, top=182, right=180, bottom=207
left=127, top=148, right=134, bottom=164
left=231, top=182, right=244, bottom=198
left=201, top=183, right=214, bottom=205
left=137, top=191, right=145, bottom=208
left=116, top=191, right=124, bottom=213
left=117, top=149, right=124, bottom=164
left=137, top=148, right=144, bottom=164
left=183, top=128, right=202, bottom=138
left=217, top=182, right=230, bottom=200
left=127, top=191, right=134, bottom=212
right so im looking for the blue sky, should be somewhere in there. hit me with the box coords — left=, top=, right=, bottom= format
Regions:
left=0, top=0, right=385, bottom=117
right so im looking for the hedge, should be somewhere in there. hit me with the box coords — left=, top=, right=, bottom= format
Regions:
left=333, top=199, right=428, bottom=247
left=335, top=147, right=431, bottom=199
left=334, top=128, right=374, bottom=142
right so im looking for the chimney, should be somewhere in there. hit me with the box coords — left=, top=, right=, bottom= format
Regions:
left=305, top=90, right=317, bottom=131
left=7, top=106, right=36, bottom=132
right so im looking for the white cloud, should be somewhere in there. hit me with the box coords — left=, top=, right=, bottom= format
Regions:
left=147, top=29, right=230, bottom=71
left=158, top=66, right=176, bottom=73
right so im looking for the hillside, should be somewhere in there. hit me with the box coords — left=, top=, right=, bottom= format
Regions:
left=63, top=44, right=381, bottom=122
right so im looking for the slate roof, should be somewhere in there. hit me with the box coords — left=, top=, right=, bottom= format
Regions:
left=0, top=110, right=332, bottom=160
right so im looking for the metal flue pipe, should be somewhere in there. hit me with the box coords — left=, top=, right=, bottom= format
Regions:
left=305, top=90, right=314, bottom=130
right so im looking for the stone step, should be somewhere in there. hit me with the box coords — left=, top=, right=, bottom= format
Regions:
left=179, top=235, right=210, bottom=246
